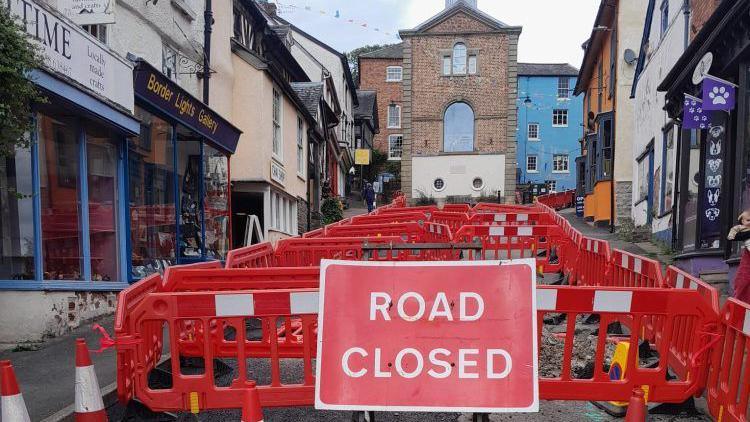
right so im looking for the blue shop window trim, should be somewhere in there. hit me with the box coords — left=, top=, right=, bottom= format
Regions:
left=0, top=281, right=130, bottom=292
left=30, top=70, right=140, bottom=135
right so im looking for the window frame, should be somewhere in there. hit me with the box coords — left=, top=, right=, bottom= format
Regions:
left=296, top=116, right=305, bottom=178
left=557, top=77, right=570, bottom=99
left=468, top=54, right=478, bottom=75
left=388, top=134, right=403, bottom=161
left=660, top=0, right=669, bottom=39
left=527, top=155, right=539, bottom=173
left=527, top=123, right=540, bottom=141
left=386, top=66, right=403, bottom=82
left=452, top=43, right=467, bottom=75
left=552, top=154, right=570, bottom=173
left=552, top=109, right=569, bottom=127
left=272, top=88, right=283, bottom=160
left=387, top=104, right=401, bottom=129
left=443, top=101, right=475, bottom=153
left=162, top=44, right=178, bottom=81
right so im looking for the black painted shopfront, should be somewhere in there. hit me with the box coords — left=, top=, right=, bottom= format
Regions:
left=129, top=60, right=241, bottom=279
left=659, top=0, right=750, bottom=282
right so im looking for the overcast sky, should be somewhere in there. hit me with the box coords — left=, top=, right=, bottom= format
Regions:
left=274, top=0, right=601, bottom=68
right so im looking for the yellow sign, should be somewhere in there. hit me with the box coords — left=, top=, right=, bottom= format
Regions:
left=355, top=149, right=371, bottom=165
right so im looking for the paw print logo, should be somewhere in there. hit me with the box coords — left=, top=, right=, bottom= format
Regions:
left=709, top=86, right=730, bottom=105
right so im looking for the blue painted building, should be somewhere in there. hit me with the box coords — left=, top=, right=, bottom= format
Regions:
left=516, top=63, right=583, bottom=192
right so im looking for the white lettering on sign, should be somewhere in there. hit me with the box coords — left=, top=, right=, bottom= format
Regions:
left=7, top=0, right=133, bottom=112
left=340, top=347, right=513, bottom=381
left=369, top=292, right=484, bottom=322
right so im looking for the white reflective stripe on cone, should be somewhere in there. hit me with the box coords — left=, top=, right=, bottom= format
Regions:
left=1, top=393, right=31, bottom=422
left=75, top=365, right=105, bottom=412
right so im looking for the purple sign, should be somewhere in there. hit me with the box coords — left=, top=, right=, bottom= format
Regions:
left=683, top=96, right=710, bottom=130
left=702, top=75, right=736, bottom=111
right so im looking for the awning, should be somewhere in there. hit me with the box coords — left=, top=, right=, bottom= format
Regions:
left=133, top=60, right=242, bottom=154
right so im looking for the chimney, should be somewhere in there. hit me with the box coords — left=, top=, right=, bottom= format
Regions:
left=445, top=0, right=478, bottom=8
left=258, top=0, right=277, bottom=17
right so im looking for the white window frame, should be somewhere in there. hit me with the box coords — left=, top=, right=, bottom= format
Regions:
left=527, top=155, right=538, bottom=173
left=452, top=43, right=467, bottom=75
left=162, top=44, right=178, bottom=81
left=296, top=116, right=305, bottom=177
left=527, top=123, right=540, bottom=141
left=546, top=180, right=557, bottom=191
left=387, top=104, right=401, bottom=129
left=442, top=55, right=451, bottom=76
left=388, top=134, right=403, bottom=161
left=386, top=66, right=403, bottom=82
left=269, top=191, right=298, bottom=236
left=468, top=54, right=478, bottom=75
left=557, top=77, right=570, bottom=99
left=272, top=88, right=283, bottom=160
left=552, top=154, right=570, bottom=173
left=552, top=109, right=568, bottom=127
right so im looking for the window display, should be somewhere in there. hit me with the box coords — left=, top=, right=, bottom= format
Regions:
left=204, top=145, right=229, bottom=259
left=0, top=146, right=35, bottom=280
left=38, top=113, right=82, bottom=280
left=177, top=126, right=203, bottom=259
left=129, top=107, right=177, bottom=278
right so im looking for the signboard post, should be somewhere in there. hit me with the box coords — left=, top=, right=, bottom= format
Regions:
left=316, top=260, right=539, bottom=414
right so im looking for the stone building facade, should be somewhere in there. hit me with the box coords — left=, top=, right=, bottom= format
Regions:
left=399, top=1, right=521, bottom=203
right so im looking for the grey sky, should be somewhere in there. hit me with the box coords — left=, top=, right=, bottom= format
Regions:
left=274, top=0, right=602, bottom=67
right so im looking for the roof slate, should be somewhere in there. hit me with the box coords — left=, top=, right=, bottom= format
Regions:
left=518, top=63, right=579, bottom=76
left=360, top=43, right=404, bottom=59
left=290, top=82, right=324, bottom=120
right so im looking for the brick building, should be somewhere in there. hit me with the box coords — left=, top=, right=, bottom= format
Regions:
left=400, top=0, right=521, bottom=202
left=358, top=44, right=405, bottom=160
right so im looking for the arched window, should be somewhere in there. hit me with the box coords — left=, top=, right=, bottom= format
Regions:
left=444, top=102, right=474, bottom=152
left=452, top=43, right=467, bottom=74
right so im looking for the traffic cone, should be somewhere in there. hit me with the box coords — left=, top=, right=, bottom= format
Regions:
left=241, top=388, right=263, bottom=422
left=74, top=338, right=108, bottom=422
left=625, top=388, right=647, bottom=422
left=1, top=360, right=31, bottom=422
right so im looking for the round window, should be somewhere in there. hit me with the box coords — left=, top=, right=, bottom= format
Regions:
left=472, top=177, right=484, bottom=190
left=433, top=178, right=446, bottom=191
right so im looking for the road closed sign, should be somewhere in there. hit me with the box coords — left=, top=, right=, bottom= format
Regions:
left=315, top=259, right=539, bottom=413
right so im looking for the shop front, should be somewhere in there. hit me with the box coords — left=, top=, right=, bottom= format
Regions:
left=659, top=0, right=750, bottom=281
left=129, top=60, right=241, bottom=279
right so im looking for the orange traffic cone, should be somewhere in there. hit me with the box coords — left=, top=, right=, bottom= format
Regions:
left=625, top=388, right=647, bottom=422
left=241, top=388, right=263, bottom=422
left=74, top=338, right=108, bottom=422
left=1, top=360, right=31, bottom=422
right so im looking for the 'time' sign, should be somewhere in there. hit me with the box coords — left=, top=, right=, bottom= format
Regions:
left=315, top=260, right=539, bottom=413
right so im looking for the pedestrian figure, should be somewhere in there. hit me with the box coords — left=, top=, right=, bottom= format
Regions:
left=364, top=182, right=376, bottom=213
left=727, top=210, right=750, bottom=303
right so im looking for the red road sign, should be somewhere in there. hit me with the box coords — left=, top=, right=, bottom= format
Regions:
left=315, top=259, right=539, bottom=413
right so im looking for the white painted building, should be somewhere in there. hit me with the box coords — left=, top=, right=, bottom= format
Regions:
left=631, top=0, right=690, bottom=243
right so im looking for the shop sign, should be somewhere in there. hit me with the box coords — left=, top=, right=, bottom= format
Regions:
left=700, top=114, right=725, bottom=249
left=316, top=260, right=539, bottom=413
left=692, top=52, right=713, bottom=85
left=7, top=0, right=133, bottom=111
left=271, top=162, right=286, bottom=186
left=58, top=0, right=115, bottom=25
left=134, top=61, right=241, bottom=153
left=576, top=196, right=584, bottom=217
left=355, top=149, right=371, bottom=165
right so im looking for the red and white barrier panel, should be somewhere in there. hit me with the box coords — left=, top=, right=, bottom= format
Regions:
left=175, top=290, right=319, bottom=318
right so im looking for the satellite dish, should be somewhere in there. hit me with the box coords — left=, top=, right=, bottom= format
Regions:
left=624, top=49, right=638, bottom=65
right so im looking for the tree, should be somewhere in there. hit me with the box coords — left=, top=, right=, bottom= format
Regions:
left=345, top=43, right=397, bottom=86
left=0, top=6, right=44, bottom=158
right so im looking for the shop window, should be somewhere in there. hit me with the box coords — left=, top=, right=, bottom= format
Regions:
left=177, top=126, right=203, bottom=259
left=388, top=135, right=403, bottom=160
left=0, top=145, right=35, bottom=280
left=444, top=102, right=474, bottom=152
left=129, top=108, right=176, bottom=279
left=38, top=113, right=82, bottom=280
left=85, top=122, right=119, bottom=281
left=273, top=89, right=283, bottom=158
left=204, top=145, right=229, bottom=260
left=681, top=130, right=701, bottom=251
left=452, top=43, right=467, bottom=75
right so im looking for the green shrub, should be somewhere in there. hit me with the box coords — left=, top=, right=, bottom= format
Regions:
left=321, top=198, right=344, bottom=225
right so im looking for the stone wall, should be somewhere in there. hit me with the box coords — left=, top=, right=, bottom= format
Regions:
left=615, top=181, right=633, bottom=225
left=297, top=197, right=309, bottom=234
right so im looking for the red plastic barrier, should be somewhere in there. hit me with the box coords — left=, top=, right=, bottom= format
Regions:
left=349, top=211, right=428, bottom=226
left=537, top=190, right=575, bottom=210
left=468, top=211, right=553, bottom=226
left=430, top=211, right=470, bottom=234
left=302, top=227, right=325, bottom=238
left=573, top=237, right=612, bottom=286
left=473, top=203, right=532, bottom=213
left=610, top=249, right=665, bottom=288
left=441, top=203, right=472, bottom=213
left=706, top=298, right=750, bottom=422
left=226, top=242, right=275, bottom=269
left=324, top=222, right=452, bottom=243
left=452, top=225, right=565, bottom=273
left=274, top=236, right=404, bottom=266
left=376, top=205, right=438, bottom=217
